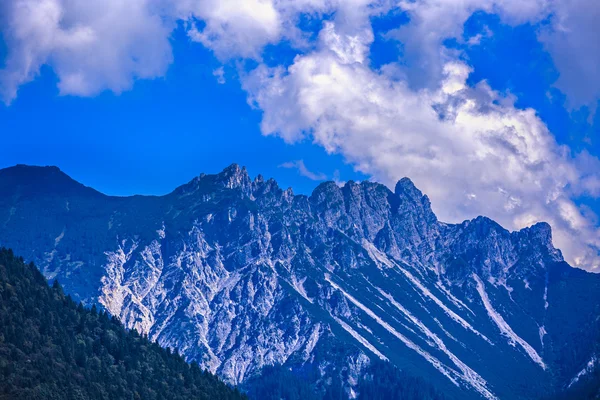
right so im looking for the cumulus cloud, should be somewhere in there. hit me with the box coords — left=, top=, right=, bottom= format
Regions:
left=0, top=0, right=174, bottom=103
left=279, top=159, right=327, bottom=181
left=183, top=0, right=393, bottom=60
left=1, top=0, right=597, bottom=108
left=390, top=0, right=599, bottom=109
left=539, top=0, right=600, bottom=111
left=244, top=20, right=600, bottom=270
left=380, top=0, right=544, bottom=88
left=0, top=0, right=383, bottom=102
left=185, top=0, right=283, bottom=60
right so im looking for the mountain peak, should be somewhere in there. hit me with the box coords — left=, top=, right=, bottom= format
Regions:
left=515, top=221, right=552, bottom=245
left=394, top=177, right=421, bottom=198
left=0, top=164, right=100, bottom=198
left=393, top=177, right=437, bottom=225
left=394, top=177, right=434, bottom=209
left=310, top=181, right=343, bottom=204
left=465, top=215, right=505, bottom=231
left=1, top=164, right=62, bottom=175
left=221, top=163, right=245, bottom=175
left=217, top=163, right=250, bottom=189
left=517, top=221, right=563, bottom=261
left=528, top=221, right=552, bottom=237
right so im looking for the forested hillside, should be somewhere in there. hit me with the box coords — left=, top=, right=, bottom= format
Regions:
left=0, top=248, right=246, bottom=400
left=245, top=361, right=446, bottom=400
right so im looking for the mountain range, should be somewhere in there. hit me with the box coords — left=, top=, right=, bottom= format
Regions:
left=0, top=163, right=598, bottom=399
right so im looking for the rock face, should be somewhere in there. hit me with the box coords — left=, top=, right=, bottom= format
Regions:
left=0, top=164, right=599, bottom=399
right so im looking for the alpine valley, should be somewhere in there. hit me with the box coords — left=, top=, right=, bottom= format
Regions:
left=1, top=164, right=599, bottom=400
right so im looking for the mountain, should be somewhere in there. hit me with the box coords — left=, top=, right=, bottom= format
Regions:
left=0, top=163, right=599, bottom=399
left=0, top=247, right=246, bottom=400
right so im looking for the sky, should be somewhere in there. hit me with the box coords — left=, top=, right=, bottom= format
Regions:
left=0, top=0, right=599, bottom=271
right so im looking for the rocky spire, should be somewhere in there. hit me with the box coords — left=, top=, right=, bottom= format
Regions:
left=515, top=222, right=563, bottom=262
left=216, top=163, right=252, bottom=191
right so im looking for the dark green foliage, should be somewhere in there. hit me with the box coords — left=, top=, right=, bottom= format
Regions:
left=244, top=365, right=323, bottom=400
left=244, top=364, right=348, bottom=400
left=244, top=361, right=446, bottom=400
left=0, top=248, right=246, bottom=400
left=356, top=360, right=447, bottom=400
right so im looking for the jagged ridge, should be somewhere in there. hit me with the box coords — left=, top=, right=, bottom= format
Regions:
left=0, top=164, right=598, bottom=400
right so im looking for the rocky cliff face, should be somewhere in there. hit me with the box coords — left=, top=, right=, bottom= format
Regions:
left=1, top=164, right=599, bottom=399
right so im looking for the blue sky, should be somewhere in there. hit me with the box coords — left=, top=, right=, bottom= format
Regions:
left=0, top=26, right=365, bottom=196
left=0, top=0, right=599, bottom=270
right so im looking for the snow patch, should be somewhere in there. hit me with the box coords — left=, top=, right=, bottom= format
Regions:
left=332, top=316, right=388, bottom=361
left=325, top=274, right=463, bottom=389
left=362, top=240, right=394, bottom=269
left=374, top=286, right=496, bottom=400
left=435, top=280, right=475, bottom=315
left=157, top=223, right=166, bottom=239
left=291, top=275, right=313, bottom=303
left=568, top=355, right=598, bottom=388
left=305, top=324, right=322, bottom=356
left=54, top=229, right=65, bottom=247
left=539, top=326, right=546, bottom=346
left=433, top=317, right=460, bottom=343
left=395, top=264, right=491, bottom=343
left=473, top=274, right=546, bottom=369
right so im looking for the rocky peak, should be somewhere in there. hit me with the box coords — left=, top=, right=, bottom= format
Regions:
left=253, top=174, right=264, bottom=187
left=385, top=178, right=439, bottom=263
left=340, top=181, right=393, bottom=240
left=311, top=181, right=342, bottom=199
left=519, top=222, right=553, bottom=245
left=216, top=163, right=252, bottom=191
left=446, top=216, right=515, bottom=278
left=309, top=181, right=345, bottom=228
left=394, top=177, right=421, bottom=199
left=393, top=177, right=437, bottom=224
left=441, top=217, right=565, bottom=283
left=462, top=216, right=506, bottom=234
left=514, top=222, right=563, bottom=263
left=310, top=181, right=344, bottom=212
left=169, top=164, right=252, bottom=200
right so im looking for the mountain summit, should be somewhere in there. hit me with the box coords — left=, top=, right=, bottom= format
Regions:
left=0, top=164, right=598, bottom=399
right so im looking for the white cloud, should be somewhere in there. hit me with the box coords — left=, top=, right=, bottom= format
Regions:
left=390, top=0, right=599, bottom=108
left=183, top=0, right=392, bottom=60
left=213, top=66, right=226, bottom=84
left=279, top=159, right=327, bottom=181
left=1, top=0, right=597, bottom=109
left=0, top=0, right=383, bottom=102
left=387, top=0, right=550, bottom=88
left=539, top=0, right=600, bottom=111
left=185, top=0, right=283, bottom=60
left=0, top=0, right=174, bottom=103
left=244, top=20, right=600, bottom=270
